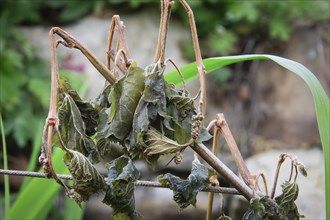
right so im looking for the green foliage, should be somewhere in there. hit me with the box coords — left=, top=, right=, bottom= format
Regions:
left=0, top=114, right=10, bottom=218
left=5, top=149, right=68, bottom=219
left=0, top=0, right=90, bottom=148
left=177, top=1, right=330, bottom=58
left=0, top=39, right=48, bottom=147
left=158, top=160, right=212, bottom=209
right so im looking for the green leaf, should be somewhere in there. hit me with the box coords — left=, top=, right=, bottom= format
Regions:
left=64, top=150, right=105, bottom=205
left=166, top=55, right=330, bottom=219
left=9, top=104, right=37, bottom=147
left=28, top=78, right=51, bottom=108
left=158, top=160, right=210, bottom=209
left=103, top=156, right=143, bottom=220
left=59, top=1, right=94, bottom=23
left=0, top=51, right=27, bottom=111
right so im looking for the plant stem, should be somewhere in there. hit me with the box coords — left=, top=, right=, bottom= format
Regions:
left=154, top=0, right=173, bottom=64
left=178, top=0, right=206, bottom=116
left=206, top=125, right=220, bottom=220
left=0, top=113, right=10, bottom=216
left=192, top=143, right=254, bottom=200
left=106, top=15, right=130, bottom=71
left=50, top=27, right=116, bottom=85
left=216, top=113, right=252, bottom=186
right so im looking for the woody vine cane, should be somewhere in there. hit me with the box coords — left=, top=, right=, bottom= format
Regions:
left=35, top=0, right=309, bottom=219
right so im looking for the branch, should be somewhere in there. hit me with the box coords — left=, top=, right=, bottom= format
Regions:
left=191, top=143, right=254, bottom=200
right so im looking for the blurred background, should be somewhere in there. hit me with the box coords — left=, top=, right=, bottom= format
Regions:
left=1, top=0, right=329, bottom=219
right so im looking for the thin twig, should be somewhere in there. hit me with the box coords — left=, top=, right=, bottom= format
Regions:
left=178, top=0, right=206, bottom=116
left=216, top=113, right=253, bottom=187
left=51, top=27, right=116, bottom=84
left=0, top=169, right=240, bottom=195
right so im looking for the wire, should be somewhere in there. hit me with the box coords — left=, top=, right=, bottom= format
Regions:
left=0, top=169, right=240, bottom=195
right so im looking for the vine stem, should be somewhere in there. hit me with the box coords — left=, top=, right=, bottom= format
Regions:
left=0, top=169, right=240, bottom=195
left=192, top=143, right=254, bottom=200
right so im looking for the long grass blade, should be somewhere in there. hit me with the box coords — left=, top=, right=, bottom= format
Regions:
left=5, top=149, right=67, bottom=219
left=64, top=196, right=84, bottom=220
left=165, top=54, right=330, bottom=219
left=20, top=120, right=43, bottom=189
left=0, top=113, right=10, bottom=217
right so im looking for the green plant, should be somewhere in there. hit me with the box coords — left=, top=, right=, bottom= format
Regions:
left=0, top=113, right=10, bottom=219
left=177, top=1, right=330, bottom=58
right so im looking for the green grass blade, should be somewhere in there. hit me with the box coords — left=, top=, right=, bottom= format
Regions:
left=20, top=120, right=43, bottom=189
left=5, top=149, right=67, bottom=220
left=165, top=54, right=330, bottom=219
left=0, top=113, right=10, bottom=217
left=64, top=196, right=84, bottom=220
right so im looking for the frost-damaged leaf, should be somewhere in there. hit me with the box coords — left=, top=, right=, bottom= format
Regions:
left=275, top=181, right=301, bottom=219
left=103, top=156, right=143, bottom=220
left=63, top=150, right=105, bottom=206
left=144, top=126, right=181, bottom=157
left=243, top=196, right=275, bottom=220
left=57, top=94, right=99, bottom=162
left=195, top=126, right=213, bottom=143
left=158, top=160, right=210, bottom=209
left=298, top=164, right=308, bottom=177
left=59, top=79, right=99, bottom=136
left=106, top=65, right=145, bottom=142
left=129, top=64, right=168, bottom=151
left=95, top=108, right=113, bottom=157
left=142, top=64, right=167, bottom=119
left=94, top=82, right=112, bottom=109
